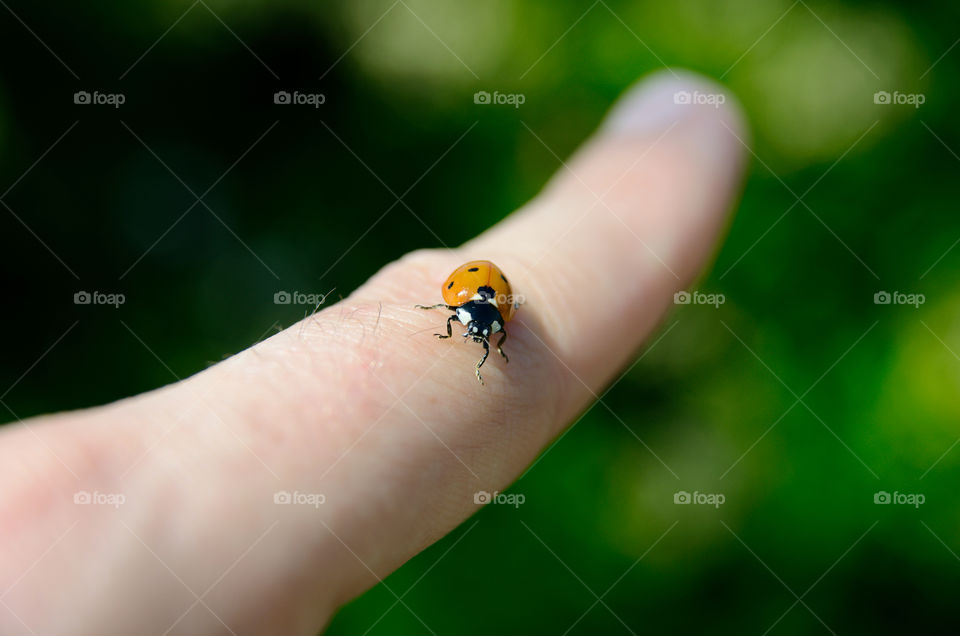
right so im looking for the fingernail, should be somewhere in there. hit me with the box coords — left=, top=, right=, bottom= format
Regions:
left=603, top=69, right=729, bottom=135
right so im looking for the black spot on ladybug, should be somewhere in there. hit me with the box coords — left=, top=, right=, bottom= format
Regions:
left=501, top=274, right=508, bottom=283
left=468, top=267, right=479, bottom=272
left=447, top=281, right=455, bottom=289
left=477, top=285, right=496, bottom=300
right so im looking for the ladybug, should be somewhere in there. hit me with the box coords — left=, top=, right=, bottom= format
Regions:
left=416, top=260, right=519, bottom=384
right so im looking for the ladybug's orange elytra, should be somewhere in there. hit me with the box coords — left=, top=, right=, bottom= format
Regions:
left=440, top=260, right=516, bottom=322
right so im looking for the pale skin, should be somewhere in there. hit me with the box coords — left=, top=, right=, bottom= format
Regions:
left=0, top=71, right=747, bottom=635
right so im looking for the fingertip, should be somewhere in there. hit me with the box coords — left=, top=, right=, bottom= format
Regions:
left=602, top=68, right=749, bottom=145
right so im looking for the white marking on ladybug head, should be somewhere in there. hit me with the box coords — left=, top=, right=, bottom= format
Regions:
left=470, top=291, right=499, bottom=306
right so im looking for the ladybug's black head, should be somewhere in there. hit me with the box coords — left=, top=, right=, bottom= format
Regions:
left=467, top=321, right=490, bottom=340
left=459, top=299, right=504, bottom=342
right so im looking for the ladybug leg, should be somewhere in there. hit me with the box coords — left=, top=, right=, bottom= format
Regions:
left=496, top=329, right=509, bottom=363
left=475, top=338, right=490, bottom=385
left=434, top=313, right=457, bottom=339
left=415, top=303, right=448, bottom=310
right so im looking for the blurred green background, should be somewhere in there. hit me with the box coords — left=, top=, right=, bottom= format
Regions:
left=1, top=0, right=958, bottom=633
